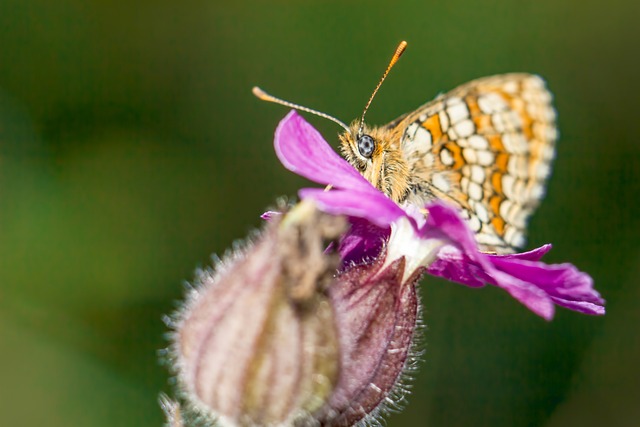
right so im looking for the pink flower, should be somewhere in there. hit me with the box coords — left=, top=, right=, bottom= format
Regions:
left=274, top=111, right=605, bottom=320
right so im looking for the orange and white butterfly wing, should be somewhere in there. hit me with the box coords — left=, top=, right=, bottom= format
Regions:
left=389, top=74, right=557, bottom=253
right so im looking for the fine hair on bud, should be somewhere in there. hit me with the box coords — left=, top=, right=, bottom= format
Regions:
left=163, top=200, right=347, bottom=427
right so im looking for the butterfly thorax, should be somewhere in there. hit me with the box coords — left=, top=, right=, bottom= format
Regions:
left=339, top=122, right=411, bottom=203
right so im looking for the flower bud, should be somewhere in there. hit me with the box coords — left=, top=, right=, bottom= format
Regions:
left=316, top=254, right=421, bottom=426
left=165, top=200, right=429, bottom=427
left=170, top=201, right=346, bottom=426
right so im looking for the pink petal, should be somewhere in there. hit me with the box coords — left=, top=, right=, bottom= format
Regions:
left=299, top=188, right=405, bottom=229
left=490, top=244, right=552, bottom=261
left=275, top=111, right=374, bottom=193
left=260, top=211, right=281, bottom=221
left=420, top=202, right=605, bottom=319
left=338, top=218, right=388, bottom=266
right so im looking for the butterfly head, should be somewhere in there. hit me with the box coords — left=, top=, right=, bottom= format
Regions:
left=254, top=41, right=410, bottom=202
left=339, top=122, right=409, bottom=203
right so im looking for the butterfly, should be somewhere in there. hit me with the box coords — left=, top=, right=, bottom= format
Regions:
left=254, top=41, right=557, bottom=254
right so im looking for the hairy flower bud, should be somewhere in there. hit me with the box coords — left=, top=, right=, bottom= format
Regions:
left=317, top=255, right=421, bottom=426
left=169, top=201, right=346, bottom=426
left=164, top=200, right=431, bottom=427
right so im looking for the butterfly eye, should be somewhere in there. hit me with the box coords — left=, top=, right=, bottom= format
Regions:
left=357, top=135, right=376, bottom=158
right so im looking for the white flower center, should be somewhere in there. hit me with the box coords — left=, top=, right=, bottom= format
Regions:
left=382, top=216, right=446, bottom=284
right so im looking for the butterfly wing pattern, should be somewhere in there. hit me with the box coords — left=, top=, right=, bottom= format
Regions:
left=391, top=74, right=557, bottom=253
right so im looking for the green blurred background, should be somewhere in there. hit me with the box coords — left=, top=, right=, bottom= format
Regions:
left=1, top=0, right=638, bottom=426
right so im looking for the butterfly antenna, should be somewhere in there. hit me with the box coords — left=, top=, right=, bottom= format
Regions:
left=252, top=86, right=351, bottom=133
left=357, top=40, right=408, bottom=138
